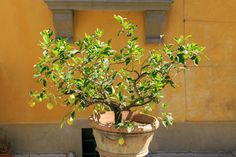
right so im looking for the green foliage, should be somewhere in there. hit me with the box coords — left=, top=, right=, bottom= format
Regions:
left=116, top=120, right=135, bottom=133
left=162, top=112, right=174, bottom=127
left=30, top=15, right=204, bottom=127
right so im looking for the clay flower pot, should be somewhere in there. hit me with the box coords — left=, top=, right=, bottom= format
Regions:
left=89, top=111, right=159, bottom=157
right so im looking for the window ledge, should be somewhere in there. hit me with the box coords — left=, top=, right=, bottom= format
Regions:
left=44, top=0, right=174, bottom=43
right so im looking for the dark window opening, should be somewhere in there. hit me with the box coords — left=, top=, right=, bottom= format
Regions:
left=82, top=128, right=100, bottom=157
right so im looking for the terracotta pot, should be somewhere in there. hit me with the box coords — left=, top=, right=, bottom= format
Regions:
left=89, top=111, right=159, bottom=157
left=0, top=147, right=12, bottom=157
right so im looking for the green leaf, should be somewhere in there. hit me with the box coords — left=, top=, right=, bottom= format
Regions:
left=162, top=113, right=173, bottom=127
left=40, top=66, right=49, bottom=73
left=131, top=95, right=135, bottom=100
left=185, top=35, right=192, bottom=40
left=84, top=67, right=91, bottom=74
left=60, top=119, right=65, bottom=128
left=161, top=103, right=168, bottom=109
left=95, top=28, right=103, bottom=38
left=69, top=94, right=76, bottom=104
left=178, top=45, right=185, bottom=51
left=114, top=15, right=125, bottom=24
left=106, top=86, right=115, bottom=95
left=70, top=111, right=75, bottom=119
left=174, top=36, right=184, bottom=44
left=43, top=79, right=47, bottom=87
left=113, top=55, right=122, bottom=61
left=176, top=53, right=185, bottom=64
left=58, top=82, right=64, bottom=88
left=194, top=56, right=200, bottom=65
left=33, top=74, right=41, bottom=78
left=144, top=105, right=153, bottom=113
left=138, top=98, right=144, bottom=105
left=29, top=91, right=33, bottom=97
left=118, top=92, right=124, bottom=101
left=125, top=57, right=131, bottom=65
left=131, top=36, right=138, bottom=41
left=107, top=39, right=112, bottom=45
left=70, top=49, right=79, bottom=56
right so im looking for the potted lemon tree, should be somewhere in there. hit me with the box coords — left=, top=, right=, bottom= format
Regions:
left=30, top=15, right=204, bottom=157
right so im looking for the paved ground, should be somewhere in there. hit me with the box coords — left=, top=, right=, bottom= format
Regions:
left=148, top=153, right=236, bottom=157
left=14, top=155, right=67, bottom=157
left=14, top=153, right=236, bottom=157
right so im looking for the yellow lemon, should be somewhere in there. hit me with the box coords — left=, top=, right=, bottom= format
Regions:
left=118, top=137, right=125, bottom=145
left=30, top=102, right=36, bottom=108
left=67, top=118, right=73, bottom=125
left=47, top=102, right=54, bottom=110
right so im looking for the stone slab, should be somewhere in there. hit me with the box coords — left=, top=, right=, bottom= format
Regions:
left=148, top=153, right=235, bottom=157
left=13, top=153, right=236, bottom=157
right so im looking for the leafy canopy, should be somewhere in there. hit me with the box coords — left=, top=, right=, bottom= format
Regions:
left=30, top=15, right=204, bottom=127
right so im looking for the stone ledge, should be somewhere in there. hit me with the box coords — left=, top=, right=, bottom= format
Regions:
left=44, top=0, right=173, bottom=10
left=44, top=0, right=174, bottom=43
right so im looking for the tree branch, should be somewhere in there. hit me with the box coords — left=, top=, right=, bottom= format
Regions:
left=110, top=60, right=126, bottom=65
left=126, top=95, right=156, bottom=110
left=133, top=81, right=141, bottom=97
left=135, top=72, right=149, bottom=82
left=125, top=69, right=140, bottom=77
left=86, top=97, right=122, bottom=111
left=132, top=72, right=149, bottom=98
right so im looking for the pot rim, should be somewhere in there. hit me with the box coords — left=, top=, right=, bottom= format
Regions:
left=88, top=111, right=159, bottom=134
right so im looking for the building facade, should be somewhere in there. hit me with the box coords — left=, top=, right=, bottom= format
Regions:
left=0, top=0, right=236, bottom=156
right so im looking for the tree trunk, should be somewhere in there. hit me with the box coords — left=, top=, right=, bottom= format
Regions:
left=110, top=106, right=122, bottom=125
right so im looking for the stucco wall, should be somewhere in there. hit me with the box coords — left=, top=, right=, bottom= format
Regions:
left=0, top=0, right=235, bottom=123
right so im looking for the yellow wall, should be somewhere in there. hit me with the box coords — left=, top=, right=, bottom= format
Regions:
left=0, top=0, right=235, bottom=123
